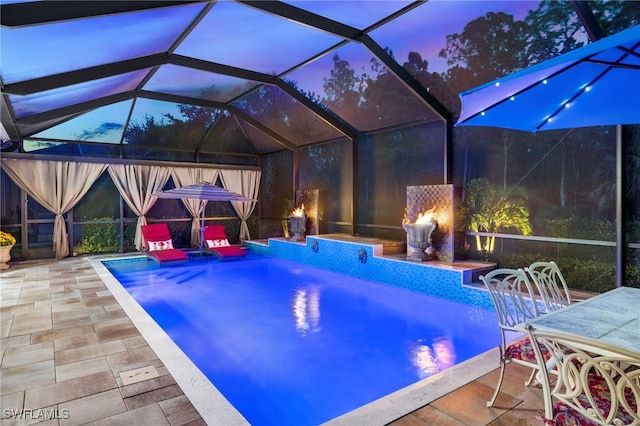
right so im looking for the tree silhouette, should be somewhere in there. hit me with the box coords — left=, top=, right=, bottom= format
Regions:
left=523, top=0, right=586, bottom=64
left=320, top=54, right=364, bottom=124
left=439, top=11, right=529, bottom=95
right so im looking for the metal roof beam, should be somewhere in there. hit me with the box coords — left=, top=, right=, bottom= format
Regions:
left=139, top=91, right=299, bottom=152
left=3, top=53, right=279, bottom=97
left=3, top=54, right=169, bottom=96
left=237, top=1, right=362, bottom=40
left=360, top=35, right=451, bottom=121
left=1, top=94, right=20, bottom=141
left=15, top=88, right=299, bottom=153
left=24, top=135, right=259, bottom=158
left=226, top=106, right=300, bottom=153
left=569, top=1, right=605, bottom=41
left=139, top=90, right=227, bottom=109
left=274, top=80, right=357, bottom=139
left=15, top=92, right=135, bottom=126
left=239, top=0, right=450, bottom=122
left=1, top=1, right=206, bottom=28
left=169, top=55, right=278, bottom=83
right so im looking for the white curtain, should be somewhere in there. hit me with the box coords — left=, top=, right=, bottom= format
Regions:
left=108, top=164, right=171, bottom=251
left=170, top=167, right=220, bottom=247
left=0, top=159, right=107, bottom=258
left=219, top=169, right=261, bottom=241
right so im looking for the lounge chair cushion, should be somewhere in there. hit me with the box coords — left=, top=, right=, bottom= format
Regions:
left=206, top=239, right=230, bottom=248
left=210, top=246, right=246, bottom=258
left=140, top=224, right=188, bottom=264
left=148, top=239, right=174, bottom=251
left=203, top=225, right=247, bottom=258
left=150, top=249, right=188, bottom=263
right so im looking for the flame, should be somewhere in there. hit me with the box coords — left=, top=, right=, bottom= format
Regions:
left=290, top=204, right=305, bottom=217
left=414, top=206, right=438, bottom=225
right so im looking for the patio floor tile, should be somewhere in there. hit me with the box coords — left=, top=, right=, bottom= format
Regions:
left=0, top=359, right=56, bottom=394
left=54, top=340, right=127, bottom=366
left=55, top=357, right=112, bottom=382
left=90, top=403, right=171, bottom=426
left=24, top=370, right=117, bottom=409
left=429, top=380, right=522, bottom=424
left=158, top=395, right=204, bottom=426
left=60, top=388, right=127, bottom=426
left=1, top=341, right=54, bottom=369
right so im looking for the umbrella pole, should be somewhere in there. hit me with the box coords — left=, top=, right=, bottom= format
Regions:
left=615, top=125, right=626, bottom=287
left=200, top=200, right=207, bottom=255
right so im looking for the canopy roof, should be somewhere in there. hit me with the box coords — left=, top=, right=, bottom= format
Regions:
left=0, top=1, right=615, bottom=162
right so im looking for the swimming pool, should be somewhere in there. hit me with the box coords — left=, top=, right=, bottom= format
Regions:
left=102, top=252, right=501, bottom=425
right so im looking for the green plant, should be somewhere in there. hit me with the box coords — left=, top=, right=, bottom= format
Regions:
left=74, top=218, right=134, bottom=254
left=459, top=179, right=532, bottom=254
left=0, top=231, right=16, bottom=247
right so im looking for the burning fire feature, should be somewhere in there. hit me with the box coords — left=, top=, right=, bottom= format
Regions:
left=288, top=204, right=306, bottom=241
left=402, top=207, right=439, bottom=261
left=290, top=204, right=305, bottom=218
left=412, top=207, right=438, bottom=225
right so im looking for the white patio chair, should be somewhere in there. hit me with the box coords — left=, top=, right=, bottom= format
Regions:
left=480, top=268, right=546, bottom=407
left=525, top=324, right=640, bottom=425
left=525, top=261, right=572, bottom=312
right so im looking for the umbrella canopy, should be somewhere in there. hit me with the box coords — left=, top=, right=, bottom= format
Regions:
left=153, top=182, right=257, bottom=253
left=154, top=182, right=257, bottom=202
left=455, top=24, right=640, bottom=132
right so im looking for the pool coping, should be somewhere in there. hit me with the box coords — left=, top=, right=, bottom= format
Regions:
left=88, top=253, right=501, bottom=426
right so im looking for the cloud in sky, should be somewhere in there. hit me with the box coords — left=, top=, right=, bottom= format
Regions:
left=76, top=122, right=123, bottom=141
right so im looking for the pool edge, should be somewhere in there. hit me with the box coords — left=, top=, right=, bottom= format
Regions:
left=322, top=347, right=500, bottom=425
left=88, top=253, right=500, bottom=426
left=87, top=255, right=251, bottom=426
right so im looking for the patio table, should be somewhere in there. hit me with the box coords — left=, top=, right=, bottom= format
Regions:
left=524, top=286, right=640, bottom=354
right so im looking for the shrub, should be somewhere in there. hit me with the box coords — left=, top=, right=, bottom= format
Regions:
left=74, top=218, right=135, bottom=254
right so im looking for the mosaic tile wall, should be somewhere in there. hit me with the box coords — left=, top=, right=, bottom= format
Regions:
left=246, top=237, right=494, bottom=310
left=406, top=184, right=454, bottom=262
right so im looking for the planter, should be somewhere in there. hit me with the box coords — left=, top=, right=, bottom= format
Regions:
left=0, top=244, right=14, bottom=270
left=402, top=221, right=437, bottom=261
left=288, top=216, right=306, bottom=241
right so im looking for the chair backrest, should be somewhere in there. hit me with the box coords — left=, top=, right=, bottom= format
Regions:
left=480, top=268, right=541, bottom=330
left=525, top=324, right=640, bottom=425
left=141, top=224, right=172, bottom=252
left=203, top=225, right=231, bottom=249
left=525, top=261, right=572, bottom=312
left=203, top=225, right=227, bottom=241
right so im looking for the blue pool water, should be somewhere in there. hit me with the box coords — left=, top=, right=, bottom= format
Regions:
left=104, top=252, right=500, bottom=425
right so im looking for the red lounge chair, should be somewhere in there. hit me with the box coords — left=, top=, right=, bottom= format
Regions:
left=203, top=225, right=247, bottom=259
left=141, top=223, right=188, bottom=264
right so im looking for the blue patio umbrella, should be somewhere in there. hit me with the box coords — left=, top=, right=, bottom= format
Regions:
left=455, top=24, right=640, bottom=288
left=455, top=24, right=640, bottom=131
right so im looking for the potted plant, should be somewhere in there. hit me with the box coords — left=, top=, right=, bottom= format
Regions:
left=0, top=231, right=16, bottom=269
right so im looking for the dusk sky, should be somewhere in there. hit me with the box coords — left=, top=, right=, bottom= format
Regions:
left=2, top=1, right=543, bottom=147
